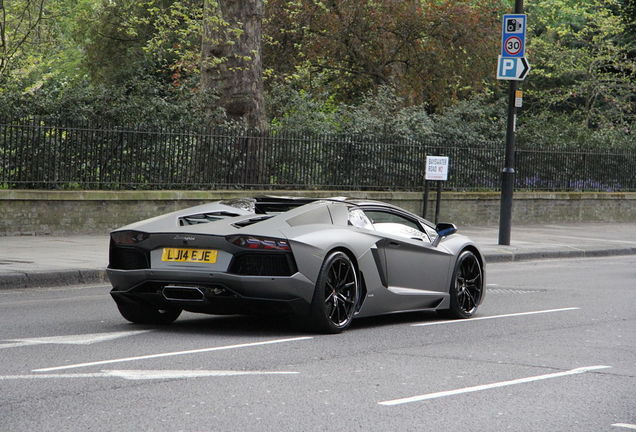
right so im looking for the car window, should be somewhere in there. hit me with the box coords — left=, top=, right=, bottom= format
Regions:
left=364, top=210, right=421, bottom=231
left=423, top=225, right=439, bottom=242
left=348, top=208, right=374, bottom=230
left=363, top=210, right=430, bottom=241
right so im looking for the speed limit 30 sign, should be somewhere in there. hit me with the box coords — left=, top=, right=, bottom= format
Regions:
left=504, top=36, right=522, bottom=56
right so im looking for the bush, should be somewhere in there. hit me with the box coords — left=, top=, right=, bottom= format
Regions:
left=517, top=112, right=634, bottom=152
left=0, top=73, right=226, bottom=128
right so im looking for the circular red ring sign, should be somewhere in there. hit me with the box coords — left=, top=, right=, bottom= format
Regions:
left=504, top=36, right=522, bottom=56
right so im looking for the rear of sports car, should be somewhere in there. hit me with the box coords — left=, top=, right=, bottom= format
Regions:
left=107, top=228, right=317, bottom=322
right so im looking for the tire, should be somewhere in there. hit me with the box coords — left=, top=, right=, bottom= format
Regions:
left=443, top=250, right=483, bottom=319
left=116, top=300, right=182, bottom=325
left=308, top=251, right=359, bottom=334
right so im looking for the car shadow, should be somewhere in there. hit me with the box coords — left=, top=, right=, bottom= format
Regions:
left=134, top=314, right=308, bottom=337
left=105, top=309, right=448, bottom=337
left=349, top=310, right=443, bottom=330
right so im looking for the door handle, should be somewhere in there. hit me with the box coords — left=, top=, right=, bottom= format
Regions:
left=389, top=241, right=400, bottom=247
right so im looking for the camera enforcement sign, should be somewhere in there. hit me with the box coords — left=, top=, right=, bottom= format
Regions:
left=497, top=14, right=530, bottom=81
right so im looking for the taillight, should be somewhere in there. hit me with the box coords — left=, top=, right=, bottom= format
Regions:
left=226, top=235, right=291, bottom=251
left=111, top=230, right=149, bottom=245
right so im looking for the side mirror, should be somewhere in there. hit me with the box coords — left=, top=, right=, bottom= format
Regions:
left=433, top=223, right=457, bottom=246
left=435, top=222, right=457, bottom=237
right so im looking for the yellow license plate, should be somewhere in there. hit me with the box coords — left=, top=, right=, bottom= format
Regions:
left=161, top=248, right=218, bottom=264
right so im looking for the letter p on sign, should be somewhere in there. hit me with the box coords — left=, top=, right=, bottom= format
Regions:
left=501, top=58, right=515, bottom=76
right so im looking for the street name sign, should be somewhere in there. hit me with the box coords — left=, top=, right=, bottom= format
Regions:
left=425, top=156, right=449, bottom=181
left=497, top=56, right=531, bottom=80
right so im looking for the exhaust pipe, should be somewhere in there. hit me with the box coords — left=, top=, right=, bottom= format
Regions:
left=162, top=285, right=205, bottom=301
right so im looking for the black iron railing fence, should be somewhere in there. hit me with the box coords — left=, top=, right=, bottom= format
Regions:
left=1, top=118, right=634, bottom=191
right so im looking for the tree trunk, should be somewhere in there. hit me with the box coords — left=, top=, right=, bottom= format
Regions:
left=201, top=0, right=266, bottom=131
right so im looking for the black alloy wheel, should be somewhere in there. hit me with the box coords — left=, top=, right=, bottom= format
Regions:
left=445, top=250, right=483, bottom=319
left=309, top=251, right=359, bottom=333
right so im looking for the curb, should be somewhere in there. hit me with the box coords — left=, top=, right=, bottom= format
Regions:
left=0, top=247, right=634, bottom=290
left=0, top=269, right=108, bottom=290
left=484, top=247, right=636, bottom=263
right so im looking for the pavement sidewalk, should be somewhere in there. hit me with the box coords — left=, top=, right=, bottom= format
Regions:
left=1, top=223, right=635, bottom=290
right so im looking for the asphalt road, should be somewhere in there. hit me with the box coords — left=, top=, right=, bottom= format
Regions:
left=0, top=256, right=634, bottom=432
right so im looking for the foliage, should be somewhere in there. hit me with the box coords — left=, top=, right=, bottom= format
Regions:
left=0, top=0, right=634, bottom=154
left=0, top=0, right=46, bottom=78
left=0, top=0, right=93, bottom=88
left=517, top=112, right=635, bottom=151
left=268, top=84, right=438, bottom=138
left=264, top=0, right=503, bottom=110
left=524, top=0, right=636, bottom=130
left=0, top=0, right=229, bottom=127
left=340, top=86, right=437, bottom=138
left=75, top=0, right=206, bottom=86
left=0, top=72, right=224, bottom=127
left=268, top=83, right=505, bottom=144
left=267, top=82, right=341, bottom=134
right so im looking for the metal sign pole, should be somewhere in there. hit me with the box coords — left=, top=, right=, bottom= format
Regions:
left=434, top=181, right=442, bottom=224
left=424, top=155, right=449, bottom=223
left=498, top=0, right=524, bottom=246
left=422, top=180, right=430, bottom=219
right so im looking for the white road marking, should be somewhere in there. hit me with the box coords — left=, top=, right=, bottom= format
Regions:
left=411, top=307, right=580, bottom=327
left=0, top=330, right=151, bottom=350
left=1, top=373, right=105, bottom=380
left=378, top=365, right=611, bottom=406
left=613, top=424, right=636, bottom=430
left=33, top=336, right=313, bottom=372
left=0, top=369, right=298, bottom=381
left=0, top=342, right=40, bottom=350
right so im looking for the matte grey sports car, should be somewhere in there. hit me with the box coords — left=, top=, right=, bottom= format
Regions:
left=107, top=196, right=485, bottom=333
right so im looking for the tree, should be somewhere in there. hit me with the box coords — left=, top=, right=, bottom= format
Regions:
left=76, top=0, right=204, bottom=87
left=201, top=0, right=266, bottom=130
left=0, top=0, right=45, bottom=79
left=524, top=0, right=636, bottom=129
left=264, top=0, right=502, bottom=110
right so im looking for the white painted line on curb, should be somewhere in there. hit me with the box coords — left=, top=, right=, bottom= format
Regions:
left=33, top=336, right=313, bottom=372
left=411, top=307, right=580, bottom=327
left=378, top=365, right=611, bottom=406
left=613, top=424, right=636, bottom=430
left=0, top=369, right=299, bottom=381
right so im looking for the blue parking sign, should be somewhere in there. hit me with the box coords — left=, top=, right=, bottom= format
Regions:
left=497, top=56, right=530, bottom=81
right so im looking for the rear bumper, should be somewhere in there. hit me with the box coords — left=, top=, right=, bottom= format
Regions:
left=107, top=268, right=315, bottom=316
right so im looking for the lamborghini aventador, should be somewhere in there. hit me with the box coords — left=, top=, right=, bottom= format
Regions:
left=107, top=196, right=485, bottom=333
